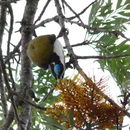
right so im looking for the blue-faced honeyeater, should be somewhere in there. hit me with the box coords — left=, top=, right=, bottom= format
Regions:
left=27, top=34, right=65, bottom=79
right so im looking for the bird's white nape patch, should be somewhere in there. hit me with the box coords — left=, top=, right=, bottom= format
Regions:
left=53, top=40, right=65, bottom=66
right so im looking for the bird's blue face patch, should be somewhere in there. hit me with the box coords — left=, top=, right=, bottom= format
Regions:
left=54, top=64, right=62, bottom=76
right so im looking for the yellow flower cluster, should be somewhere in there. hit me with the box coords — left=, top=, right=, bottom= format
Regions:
left=45, top=78, right=124, bottom=129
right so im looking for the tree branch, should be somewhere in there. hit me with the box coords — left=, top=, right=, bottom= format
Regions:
left=68, top=0, right=97, bottom=20
left=55, top=0, right=130, bottom=119
left=34, top=16, right=58, bottom=29
left=6, top=4, right=16, bottom=91
left=6, top=4, right=14, bottom=56
left=34, top=0, right=52, bottom=24
left=62, top=0, right=84, bottom=25
left=5, top=40, right=21, bottom=63
left=63, top=40, right=93, bottom=49
left=54, top=0, right=74, bottom=56
left=13, top=92, right=46, bottom=111
left=76, top=54, right=130, bottom=60
left=66, top=19, right=130, bottom=41
left=0, top=0, right=20, bottom=5
left=2, top=106, right=14, bottom=130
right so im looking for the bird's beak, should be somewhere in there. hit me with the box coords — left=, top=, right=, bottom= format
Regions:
left=56, top=77, right=61, bottom=82
left=56, top=77, right=60, bottom=80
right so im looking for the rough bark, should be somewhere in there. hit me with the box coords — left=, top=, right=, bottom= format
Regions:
left=0, top=5, right=8, bottom=119
left=1, top=0, right=39, bottom=130
left=18, top=0, right=39, bottom=129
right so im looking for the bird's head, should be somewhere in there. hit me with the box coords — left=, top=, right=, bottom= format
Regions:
left=53, top=64, right=64, bottom=79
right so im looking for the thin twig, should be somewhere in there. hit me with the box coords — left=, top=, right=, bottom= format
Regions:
left=34, top=0, right=52, bottom=24
left=63, top=0, right=84, bottom=25
left=6, top=4, right=16, bottom=90
left=0, top=0, right=20, bottom=5
left=42, top=88, right=55, bottom=102
left=34, top=16, right=58, bottom=29
left=63, top=40, right=93, bottom=49
left=68, top=0, right=97, bottom=20
left=42, top=81, right=57, bottom=102
left=5, top=39, right=21, bottom=63
left=76, top=54, right=130, bottom=60
left=0, top=49, right=22, bottom=129
left=6, top=4, right=14, bottom=55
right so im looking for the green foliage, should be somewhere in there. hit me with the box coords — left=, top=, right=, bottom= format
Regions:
left=31, top=66, right=61, bottom=129
left=32, top=109, right=67, bottom=130
left=42, top=115, right=66, bottom=130
left=87, top=0, right=130, bottom=92
left=32, top=66, right=56, bottom=102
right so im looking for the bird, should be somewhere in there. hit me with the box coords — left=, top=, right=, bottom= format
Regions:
left=27, top=34, right=65, bottom=79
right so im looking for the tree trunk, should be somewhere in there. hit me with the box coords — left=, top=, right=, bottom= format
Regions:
left=18, top=0, right=39, bottom=129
